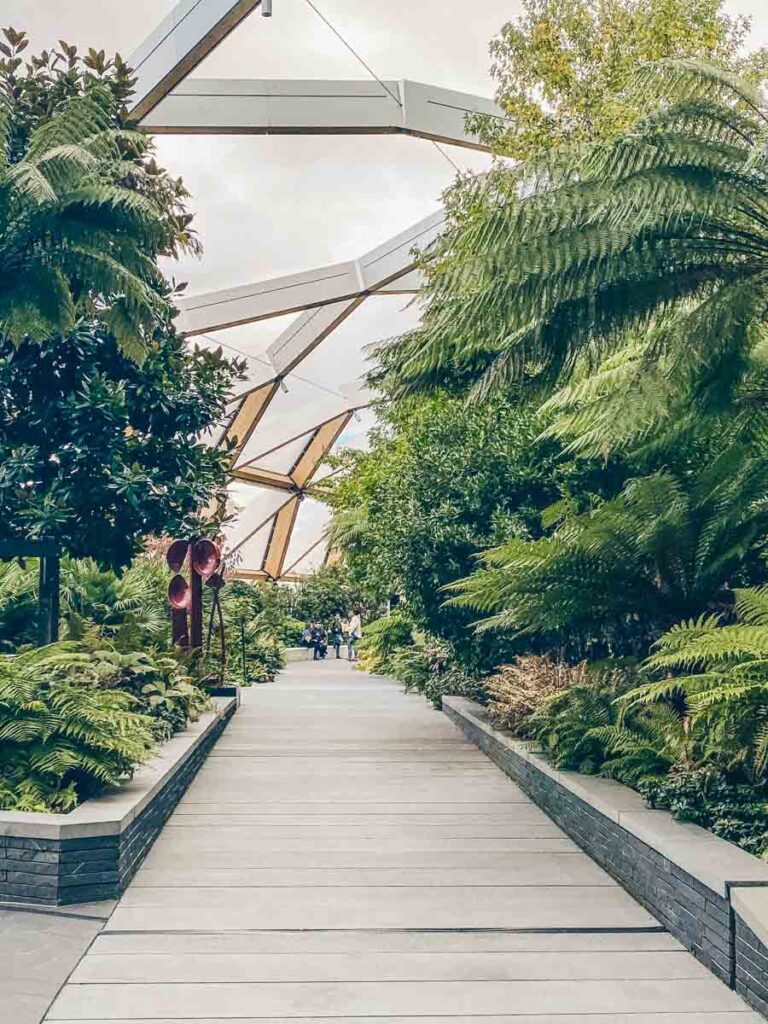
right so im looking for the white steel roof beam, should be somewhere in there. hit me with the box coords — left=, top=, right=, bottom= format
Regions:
left=140, top=79, right=503, bottom=150
left=175, top=209, right=445, bottom=337
left=128, top=0, right=263, bottom=122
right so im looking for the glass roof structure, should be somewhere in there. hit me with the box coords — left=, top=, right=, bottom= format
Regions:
left=127, top=0, right=500, bottom=579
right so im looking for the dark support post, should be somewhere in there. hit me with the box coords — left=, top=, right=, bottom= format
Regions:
left=189, top=565, right=204, bottom=652
left=171, top=607, right=189, bottom=647
left=38, top=553, right=60, bottom=644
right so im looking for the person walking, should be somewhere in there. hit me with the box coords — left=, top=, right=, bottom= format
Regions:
left=347, top=609, right=362, bottom=661
left=330, top=616, right=344, bottom=659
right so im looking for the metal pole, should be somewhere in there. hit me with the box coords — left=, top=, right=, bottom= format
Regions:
left=38, top=553, right=60, bottom=645
left=240, top=618, right=247, bottom=680
left=262, top=0, right=272, bottom=15
left=189, top=563, right=204, bottom=652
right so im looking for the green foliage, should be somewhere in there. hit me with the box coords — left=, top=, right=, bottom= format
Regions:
left=0, top=29, right=180, bottom=361
left=326, top=391, right=624, bottom=670
left=217, top=580, right=291, bottom=685
left=525, top=666, right=638, bottom=773
left=0, top=33, right=243, bottom=564
left=0, top=558, right=38, bottom=649
left=0, top=643, right=156, bottom=812
left=357, top=614, right=416, bottom=675
left=383, top=62, right=768, bottom=406
left=624, top=587, right=768, bottom=779
left=0, top=555, right=172, bottom=651
left=0, top=322, right=240, bottom=566
left=59, top=557, right=169, bottom=649
left=472, top=0, right=765, bottom=159
left=242, top=635, right=285, bottom=684
left=639, top=764, right=768, bottom=855
left=357, top=622, right=483, bottom=709
left=289, top=564, right=364, bottom=624
left=62, top=644, right=210, bottom=740
left=450, top=444, right=768, bottom=657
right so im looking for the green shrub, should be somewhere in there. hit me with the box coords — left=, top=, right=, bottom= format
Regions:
left=245, top=636, right=285, bottom=684
left=640, top=765, right=768, bottom=857
left=389, top=637, right=485, bottom=709
left=421, top=665, right=486, bottom=710
left=0, top=645, right=156, bottom=813
left=58, top=647, right=210, bottom=740
left=526, top=666, right=638, bottom=774
left=625, top=587, right=768, bottom=781
left=357, top=614, right=415, bottom=674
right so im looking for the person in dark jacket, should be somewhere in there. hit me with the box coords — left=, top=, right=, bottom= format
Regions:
left=329, top=616, right=344, bottom=659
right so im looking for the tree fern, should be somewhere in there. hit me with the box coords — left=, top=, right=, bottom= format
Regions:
left=448, top=443, right=768, bottom=654
left=0, top=83, right=173, bottom=361
left=0, top=643, right=156, bottom=812
left=379, top=61, right=768, bottom=407
left=617, top=590, right=768, bottom=778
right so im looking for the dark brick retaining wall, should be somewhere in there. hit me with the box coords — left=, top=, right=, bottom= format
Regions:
left=735, top=915, right=768, bottom=1016
left=0, top=698, right=236, bottom=906
left=444, top=696, right=768, bottom=1014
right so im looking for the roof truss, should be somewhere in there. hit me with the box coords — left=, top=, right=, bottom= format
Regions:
left=140, top=78, right=501, bottom=150
left=174, top=209, right=444, bottom=337
left=129, top=2, right=498, bottom=580
left=129, top=0, right=264, bottom=121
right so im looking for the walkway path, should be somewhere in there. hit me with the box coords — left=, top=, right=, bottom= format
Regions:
left=47, top=660, right=760, bottom=1022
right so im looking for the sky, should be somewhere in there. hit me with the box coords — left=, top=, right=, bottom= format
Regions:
left=9, top=0, right=768, bottom=295
left=7, top=0, right=768, bottom=573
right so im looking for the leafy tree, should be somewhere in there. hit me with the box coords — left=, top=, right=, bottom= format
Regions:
left=326, top=391, right=625, bottom=669
left=0, top=33, right=243, bottom=565
left=290, top=564, right=365, bottom=624
left=472, top=0, right=766, bottom=159
left=0, top=28, right=190, bottom=361
left=0, top=323, right=240, bottom=566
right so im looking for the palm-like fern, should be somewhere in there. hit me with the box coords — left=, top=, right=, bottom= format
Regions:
left=356, top=614, right=415, bottom=674
left=60, top=557, right=168, bottom=649
left=0, top=644, right=156, bottom=812
left=0, top=85, right=171, bottom=360
left=382, top=61, right=768, bottom=402
left=325, top=506, right=372, bottom=559
left=621, top=586, right=768, bottom=777
left=448, top=444, right=768, bottom=650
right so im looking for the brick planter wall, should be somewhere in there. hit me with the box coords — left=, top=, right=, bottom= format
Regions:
left=0, top=695, right=237, bottom=906
left=444, top=695, right=768, bottom=1016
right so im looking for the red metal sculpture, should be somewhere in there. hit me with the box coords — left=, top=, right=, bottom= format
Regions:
left=166, top=538, right=223, bottom=656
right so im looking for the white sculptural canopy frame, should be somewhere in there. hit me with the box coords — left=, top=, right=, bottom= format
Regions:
left=129, top=0, right=500, bottom=580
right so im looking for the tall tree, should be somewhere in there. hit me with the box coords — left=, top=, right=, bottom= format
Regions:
left=0, top=33, right=242, bottom=565
left=473, top=0, right=767, bottom=159
left=325, top=392, right=625, bottom=669
left=0, top=29, right=190, bottom=362
left=383, top=62, right=768, bottom=404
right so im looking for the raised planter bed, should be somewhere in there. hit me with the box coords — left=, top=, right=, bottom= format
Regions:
left=0, top=694, right=237, bottom=906
left=283, top=646, right=314, bottom=662
left=444, top=695, right=768, bottom=1019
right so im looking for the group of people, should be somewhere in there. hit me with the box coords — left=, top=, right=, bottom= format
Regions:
left=302, top=611, right=362, bottom=662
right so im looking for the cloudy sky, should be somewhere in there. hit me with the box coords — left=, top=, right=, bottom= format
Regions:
left=8, top=1, right=768, bottom=572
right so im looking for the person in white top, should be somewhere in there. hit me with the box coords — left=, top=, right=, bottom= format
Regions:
left=347, top=611, right=362, bottom=661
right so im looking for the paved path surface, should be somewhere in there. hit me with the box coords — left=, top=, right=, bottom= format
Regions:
left=1, top=902, right=112, bottom=1024
left=45, top=661, right=761, bottom=1022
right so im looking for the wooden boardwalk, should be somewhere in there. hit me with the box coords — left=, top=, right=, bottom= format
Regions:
left=46, top=660, right=760, bottom=1022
